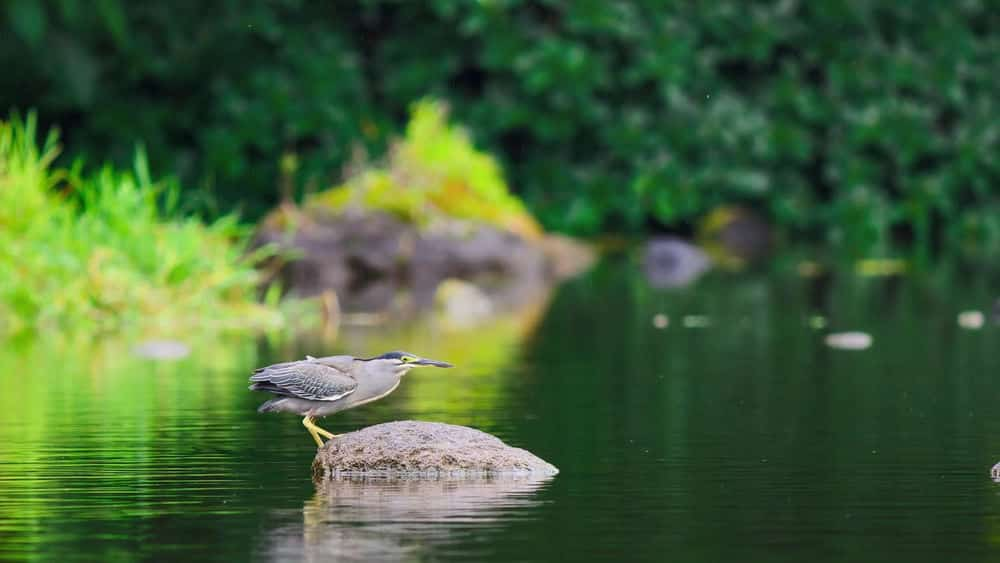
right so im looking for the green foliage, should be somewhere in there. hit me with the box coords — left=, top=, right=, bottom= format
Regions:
left=2, top=1, right=998, bottom=255
left=309, top=100, right=541, bottom=238
left=0, top=113, right=283, bottom=335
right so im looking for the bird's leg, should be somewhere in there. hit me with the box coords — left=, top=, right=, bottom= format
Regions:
left=302, top=416, right=325, bottom=448
left=313, top=425, right=337, bottom=439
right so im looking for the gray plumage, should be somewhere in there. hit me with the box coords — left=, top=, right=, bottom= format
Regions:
left=250, top=356, right=358, bottom=402
left=248, top=351, right=453, bottom=447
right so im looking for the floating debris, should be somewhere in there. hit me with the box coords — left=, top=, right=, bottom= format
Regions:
left=808, top=315, right=828, bottom=330
left=652, top=314, right=669, bottom=329
left=824, top=331, right=872, bottom=350
left=682, top=315, right=711, bottom=328
left=957, top=311, right=985, bottom=330
left=855, top=258, right=907, bottom=277
left=132, top=340, right=190, bottom=360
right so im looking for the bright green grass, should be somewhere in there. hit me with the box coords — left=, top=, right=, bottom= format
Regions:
left=0, top=113, right=284, bottom=335
left=307, top=100, right=542, bottom=240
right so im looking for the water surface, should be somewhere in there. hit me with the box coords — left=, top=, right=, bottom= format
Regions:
left=1, top=261, right=999, bottom=561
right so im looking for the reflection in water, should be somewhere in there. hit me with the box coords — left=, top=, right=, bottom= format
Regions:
left=3, top=261, right=1000, bottom=562
left=265, top=282, right=554, bottom=426
left=262, top=477, right=551, bottom=562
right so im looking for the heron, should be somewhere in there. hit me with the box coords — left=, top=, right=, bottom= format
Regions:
left=249, top=351, right=453, bottom=447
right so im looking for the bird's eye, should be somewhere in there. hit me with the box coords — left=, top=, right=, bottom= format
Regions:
left=400, top=355, right=416, bottom=363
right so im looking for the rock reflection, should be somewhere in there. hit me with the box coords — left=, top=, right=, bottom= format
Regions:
left=263, top=476, right=551, bottom=562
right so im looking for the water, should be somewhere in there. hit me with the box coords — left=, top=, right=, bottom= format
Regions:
left=2, top=260, right=999, bottom=562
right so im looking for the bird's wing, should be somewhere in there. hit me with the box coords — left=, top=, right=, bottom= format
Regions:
left=249, top=361, right=357, bottom=401
left=308, top=355, right=355, bottom=372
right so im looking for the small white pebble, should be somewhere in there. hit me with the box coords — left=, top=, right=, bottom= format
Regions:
left=958, top=310, right=984, bottom=330
left=824, top=331, right=872, bottom=350
left=652, top=314, right=669, bottom=329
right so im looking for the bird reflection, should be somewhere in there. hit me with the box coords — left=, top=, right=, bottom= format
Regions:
left=261, top=476, right=552, bottom=562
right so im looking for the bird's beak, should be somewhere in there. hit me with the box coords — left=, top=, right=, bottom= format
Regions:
left=413, top=357, right=453, bottom=368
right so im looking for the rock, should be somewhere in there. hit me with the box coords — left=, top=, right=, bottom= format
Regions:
left=957, top=311, right=984, bottom=330
left=825, top=331, right=872, bottom=350
left=538, top=234, right=596, bottom=280
left=256, top=208, right=416, bottom=297
left=434, top=278, right=493, bottom=326
left=652, top=313, right=669, bottom=329
left=698, top=206, right=773, bottom=263
left=312, top=421, right=559, bottom=478
left=642, top=237, right=710, bottom=288
left=255, top=207, right=582, bottom=312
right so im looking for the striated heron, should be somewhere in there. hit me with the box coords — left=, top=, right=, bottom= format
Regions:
left=249, top=351, right=452, bottom=447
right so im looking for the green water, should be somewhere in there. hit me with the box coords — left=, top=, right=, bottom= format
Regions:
left=2, top=260, right=999, bottom=562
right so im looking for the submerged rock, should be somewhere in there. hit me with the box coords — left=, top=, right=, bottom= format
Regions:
left=698, top=206, right=773, bottom=264
left=642, top=237, right=710, bottom=288
left=312, top=421, right=558, bottom=478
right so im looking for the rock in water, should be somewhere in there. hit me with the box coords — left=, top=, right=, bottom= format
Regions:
left=824, top=331, right=873, bottom=350
left=642, top=237, right=710, bottom=289
left=312, top=421, right=558, bottom=478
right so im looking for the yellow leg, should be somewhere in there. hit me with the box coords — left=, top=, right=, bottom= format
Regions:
left=302, top=416, right=324, bottom=447
left=302, top=416, right=338, bottom=447
left=314, top=425, right=337, bottom=439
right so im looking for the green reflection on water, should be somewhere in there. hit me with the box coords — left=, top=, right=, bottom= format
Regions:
left=264, top=291, right=553, bottom=429
left=1, top=261, right=999, bottom=562
left=0, top=335, right=260, bottom=551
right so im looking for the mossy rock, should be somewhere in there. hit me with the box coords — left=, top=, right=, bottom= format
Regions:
left=312, top=421, right=559, bottom=478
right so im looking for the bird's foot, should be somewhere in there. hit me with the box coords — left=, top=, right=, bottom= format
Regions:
left=315, top=428, right=338, bottom=440
left=303, top=416, right=338, bottom=447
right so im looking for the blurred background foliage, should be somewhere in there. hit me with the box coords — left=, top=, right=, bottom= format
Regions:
left=307, top=100, right=542, bottom=240
left=2, top=0, right=998, bottom=255
left=0, top=113, right=284, bottom=335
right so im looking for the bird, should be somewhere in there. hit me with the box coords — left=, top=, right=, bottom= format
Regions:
left=249, top=351, right=453, bottom=447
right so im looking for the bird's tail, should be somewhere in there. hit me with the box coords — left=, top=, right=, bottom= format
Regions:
left=256, top=398, right=287, bottom=413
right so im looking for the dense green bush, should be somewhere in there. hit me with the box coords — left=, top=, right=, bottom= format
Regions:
left=3, top=1, right=998, bottom=254
left=0, top=113, right=283, bottom=334
left=308, top=99, right=542, bottom=239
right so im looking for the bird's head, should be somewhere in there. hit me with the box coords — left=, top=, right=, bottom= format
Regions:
left=366, top=351, right=453, bottom=376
